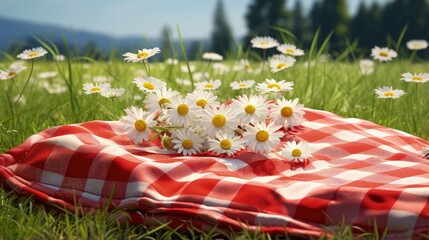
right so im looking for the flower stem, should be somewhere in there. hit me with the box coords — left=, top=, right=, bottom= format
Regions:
left=13, top=59, right=34, bottom=107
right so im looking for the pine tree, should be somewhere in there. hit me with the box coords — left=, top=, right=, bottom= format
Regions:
left=210, top=0, right=234, bottom=55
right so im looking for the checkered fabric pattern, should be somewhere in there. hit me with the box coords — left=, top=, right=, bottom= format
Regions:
left=1, top=108, right=429, bottom=238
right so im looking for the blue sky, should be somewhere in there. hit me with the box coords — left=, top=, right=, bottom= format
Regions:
left=0, top=0, right=391, bottom=39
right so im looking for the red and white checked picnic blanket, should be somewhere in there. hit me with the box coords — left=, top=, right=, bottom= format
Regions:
left=1, top=108, right=428, bottom=238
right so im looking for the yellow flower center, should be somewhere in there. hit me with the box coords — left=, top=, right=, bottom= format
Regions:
left=182, top=139, right=193, bottom=149
left=412, top=76, right=423, bottom=81
left=177, top=104, right=189, bottom=115
left=158, top=98, right=171, bottom=107
left=291, top=148, right=302, bottom=157
left=239, top=83, right=247, bottom=88
left=204, top=83, right=214, bottom=89
left=267, top=83, right=281, bottom=90
left=244, top=64, right=251, bottom=69
left=143, top=82, right=155, bottom=90
left=256, top=130, right=269, bottom=142
left=212, top=114, right=227, bottom=128
left=244, top=104, right=256, bottom=114
left=90, top=87, right=101, bottom=92
left=161, top=136, right=173, bottom=149
left=7, top=71, right=16, bottom=77
left=220, top=139, right=232, bottom=150
left=280, top=106, right=293, bottom=117
left=379, top=51, right=388, bottom=57
left=276, top=63, right=287, bottom=69
left=286, top=49, right=295, bottom=54
left=137, top=52, right=149, bottom=59
left=196, top=99, right=208, bottom=108
left=384, top=92, right=394, bottom=97
left=260, top=42, right=268, bottom=46
left=28, top=52, right=38, bottom=58
left=134, top=119, right=147, bottom=132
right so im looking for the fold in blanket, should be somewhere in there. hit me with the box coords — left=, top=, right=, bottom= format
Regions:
left=1, top=108, right=428, bottom=238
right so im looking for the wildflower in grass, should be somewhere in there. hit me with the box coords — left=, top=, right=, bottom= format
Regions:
left=200, top=104, right=238, bottom=137
left=230, top=80, right=255, bottom=90
left=37, top=71, right=57, bottom=79
left=17, top=47, right=48, bottom=60
left=171, top=129, right=204, bottom=156
left=277, top=44, right=305, bottom=56
left=195, top=79, right=221, bottom=91
left=242, top=121, right=284, bottom=154
left=232, top=94, right=269, bottom=125
left=181, top=64, right=196, bottom=72
left=213, top=63, right=230, bottom=74
left=0, top=65, right=27, bottom=80
left=208, top=132, right=246, bottom=156
left=256, top=79, right=294, bottom=94
left=359, top=59, right=374, bottom=75
left=54, top=54, right=65, bottom=61
left=123, top=47, right=161, bottom=62
left=165, top=58, right=179, bottom=65
left=120, top=106, right=157, bottom=144
left=193, top=72, right=210, bottom=81
left=400, top=72, right=429, bottom=83
left=233, top=59, right=253, bottom=72
left=251, top=36, right=279, bottom=49
left=281, top=140, right=312, bottom=163
left=93, top=75, right=112, bottom=83
left=186, top=89, right=219, bottom=109
left=133, top=76, right=166, bottom=93
left=144, top=86, right=179, bottom=113
left=41, top=82, right=67, bottom=94
left=165, top=95, right=201, bottom=127
left=175, top=77, right=192, bottom=86
left=270, top=98, right=305, bottom=129
left=100, top=88, right=126, bottom=98
left=374, top=86, right=405, bottom=99
left=202, top=52, right=223, bottom=61
left=83, top=82, right=111, bottom=95
left=269, top=54, right=296, bottom=73
left=371, top=46, right=397, bottom=62
left=406, top=40, right=428, bottom=50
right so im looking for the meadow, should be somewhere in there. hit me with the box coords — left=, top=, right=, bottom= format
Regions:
left=0, top=34, right=429, bottom=239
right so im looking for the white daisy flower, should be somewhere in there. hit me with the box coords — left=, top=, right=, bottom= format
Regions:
left=406, top=40, right=428, bottom=50
left=133, top=76, right=166, bottom=93
left=123, top=47, right=161, bottom=62
left=83, top=82, right=111, bottom=95
left=269, top=54, right=296, bottom=73
left=374, top=86, right=405, bottom=99
left=193, top=72, right=210, bottom=81
left=251, top=36, right=279, bottom=49
left=175, top=78, right=192, bottom=86
left=93, top=75, right=112, bottom=83
left=277, top=44, right=305, bottom=56
left=281, top=141, right=312, bottom=163
left=400, top=72, right=429, bottom=83
left=202, top=52, right=223, bottom=61
left=371, top=46, right=397, bottom=62
left=165, top=58, right=179, bottom=65
left=233, top=59, right=253, bottom=73
left=242, top=121, right=284, bottom=154
left=255, top=79, right=294, bottom=94
left=213, top=63, right=230, bottom=74
left=231, top=94, right=269, bottom=125
left=186, top=89, right=220, bottom=109
left=0, top=65, right=27, bottom=80
left=144, top=86, right=180, bottom=113
left=181, top=64, right=196, bottom=73
left=270, top=98, right=305, bottom=129
left=38, top=71, right=57, bottom=79
left=100, top=88, right=126, bottom=98
left=200, top=104, right=239, bottom=137
left=230, top=80, right=255, bottom=90
left=359, top=59, right=374, bottom=75
left=17, top=47, right=48, bottom=60
left=120, top=106, right=157, bottom=144
left=195, top=79, right=221, bottom=91
left=208, top=132, right=246, bottom=156
left=41, top=82, right=67, bottom=94
left=165, top=95, right=201, bottom=127
left=54, top=54, right=66, bottom=61
left=171, top=129, right=204, bottom=156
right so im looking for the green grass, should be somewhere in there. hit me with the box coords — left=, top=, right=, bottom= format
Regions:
left=1, top=46, right=429, bottom=239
